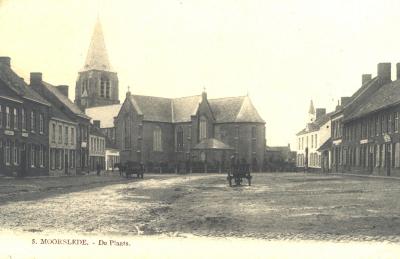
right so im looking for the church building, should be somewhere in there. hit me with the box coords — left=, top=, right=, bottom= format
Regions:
left=75, top=18, right=119, bottom=110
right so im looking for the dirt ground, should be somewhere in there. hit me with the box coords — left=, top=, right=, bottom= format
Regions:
left=1, top=172, right=400, bottom=242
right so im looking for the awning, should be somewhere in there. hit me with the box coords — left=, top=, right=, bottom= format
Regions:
left=192, top=138, right=234, bottom=150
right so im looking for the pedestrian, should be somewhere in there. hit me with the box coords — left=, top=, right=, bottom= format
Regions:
left=96, top=163, right=101, bottom=176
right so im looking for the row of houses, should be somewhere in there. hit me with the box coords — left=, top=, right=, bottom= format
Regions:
left=0, top=57, right=117, bottom=177
left=296, top=62, right=400, bottom=177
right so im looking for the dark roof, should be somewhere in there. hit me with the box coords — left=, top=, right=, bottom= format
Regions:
left=89, top=124, right=106, bottom=137
left=105, top=137, right=118, bottom=150
left=0, top=63, right=50, bottom=106
left=192, top=138, right=234, bottom=150
left=50, top=103, right=74, bottom=123
left=42, top=82, right=90, bottom=119
left=130, top=95, right=172, bottom=123
left=172, top=95, right=202, bottom=122
left=209, top=96, right=265, bottom=123
left=126, top=94, right=265, bottom=124
left=345, top=79, right=400, bottom=121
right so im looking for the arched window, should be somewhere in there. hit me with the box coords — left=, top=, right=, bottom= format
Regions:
left=124, top=116, right=131, bottom=149
left=106, top=81, right=111, bottom=99
left=176, top=127, right=184, bottom=152
left=100, top=78, right=109, bottom=98
left=199, top=116, right=207, bottom=140
left=153, top=126, right=162, bottom=151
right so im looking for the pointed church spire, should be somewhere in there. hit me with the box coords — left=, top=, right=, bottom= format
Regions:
left=308, top=100, right=315, bottom=114
left=83, top=17, right=112, bottom=71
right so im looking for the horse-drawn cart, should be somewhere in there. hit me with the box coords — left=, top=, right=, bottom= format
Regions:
left=227, top=163, right=252, bottom=186
left=114, top=161, right=145, bottom=179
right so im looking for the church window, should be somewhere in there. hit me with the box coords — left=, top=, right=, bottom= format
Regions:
left=123, top=116, right=131, bottom=149
left=153, top=126, right=162, bottom=151
left=199, top=116, right=207, bottom=140
left=100, top=79, right=105, bottom=97
left=106, top=81, right=111, bottom=99
left=176, top=127, right=184, bottom=152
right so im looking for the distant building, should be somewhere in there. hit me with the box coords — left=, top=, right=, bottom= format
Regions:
left=296, top=100, right=332, bottom=171
left=264, top=144, right=296, bottom=171
left=330, top=63, right=400, bottom=177
left=115, top=91, right=266, bottom=172
left=0, top=57, right=51, bottom=176
left=89, top=123, right=106, bottom=171
left=30, top=73, right=91, bottom=174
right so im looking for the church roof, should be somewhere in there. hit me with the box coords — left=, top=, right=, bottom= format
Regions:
left=0, top=62, right=50, bottom=106
left=209, top=96, right=265, bottom=123
left=126, top=94, right=265, bottom=124
left=82, top=18, right=112, bottom=72
left=172, top=95, right=202, bottom=122
left=192, top=138, right=234, bottom=150
left=85, top=104, right=122, bottom=128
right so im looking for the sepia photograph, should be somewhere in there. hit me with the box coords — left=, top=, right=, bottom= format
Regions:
left=1, top=0, right=400, bottom=258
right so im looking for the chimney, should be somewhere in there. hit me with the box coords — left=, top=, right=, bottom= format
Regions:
left=397, top=63, right=400, bottom=80
left=0, top=57, right=11, bottom=67
left=93, top=120, right=101, bottom=128
left=341, top=97, right=351, bottom=107
left=377, top=63, right=391, bottom=83
left=362, top=74, right=372, bottom=85
left=57, top=85, right=69, bottom=97
left=30, top=72, right=43, bottom=86
left=315, top=108, right=326, bottom=119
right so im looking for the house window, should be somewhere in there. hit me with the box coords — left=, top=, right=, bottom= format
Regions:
left=30, top=145, right=35, bottom=168
left=153, top=126, right=162, bottom=151
left=50, top=148, right=55, bottom=170
left=71, top=128, right=75, bottom=145
left=0, top=105, right=2, bottom=128
left=176, top=127, right=184, bottom=152
left=388, top=114, right=392, bottom=133
left=13, top=108, right=18, bottom=130
left=70, top=150, right=75, bottom=168
left=315, top=134, right=318, bottom=147
left=381, top=116, right=385, bottom=135
left=199, top=116, right=207, bottom=140
left=395, top=113, right=399, bottom=133
left=5, top=140, right=11, bottom=165
left=65, top=126, right=69, bottom=144
left=39, top=145, right=44, bottom=167
left=59, top=149, right=63, bottom=170
left=39, top=114, right=43, bottom=134
left=52, top=123, right=56, bottom=143
left=30, top=111, right=35, bottom=133
left=21, top=108, right=25, bottom=131
left=13, top=141, right=18, bottom=165
left=311, top=135, right=314, bottom=148
left=58, top=125, right=62, bottom=143
left=6, top=107, right=10, bottom=129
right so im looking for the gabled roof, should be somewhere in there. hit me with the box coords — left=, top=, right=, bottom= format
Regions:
left=345, top=79, right=400, bottom=121
left=85, top=104, right=122, bottom=128
left=129, top=95, right=172, bottom=123
left=209, top=96, right=265, bottom=123
left=50, top=103, right=74, bottom=123
left=172, top=95, right=202, bottom=122
left=0, top=63, right=50, bottom=106
left=41, top=82, right=90, bottom=119
left=83, top=18, right=112, bottom=72
left=89, top=124, right=106, bottom=137
left=124, top=94, right=265, bottom=124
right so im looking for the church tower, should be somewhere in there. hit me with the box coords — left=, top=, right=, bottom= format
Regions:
left=75, top=18, right=119, bottom=110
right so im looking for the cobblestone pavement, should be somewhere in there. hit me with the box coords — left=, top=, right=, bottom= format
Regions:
left=1, top=172, right=400, bottom=242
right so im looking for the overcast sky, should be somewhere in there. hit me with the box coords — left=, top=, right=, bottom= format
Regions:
left=1, top=0, right=400, bottom=147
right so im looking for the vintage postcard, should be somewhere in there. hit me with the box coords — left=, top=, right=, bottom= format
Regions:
left=0, top=0, right=400, bottom=258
